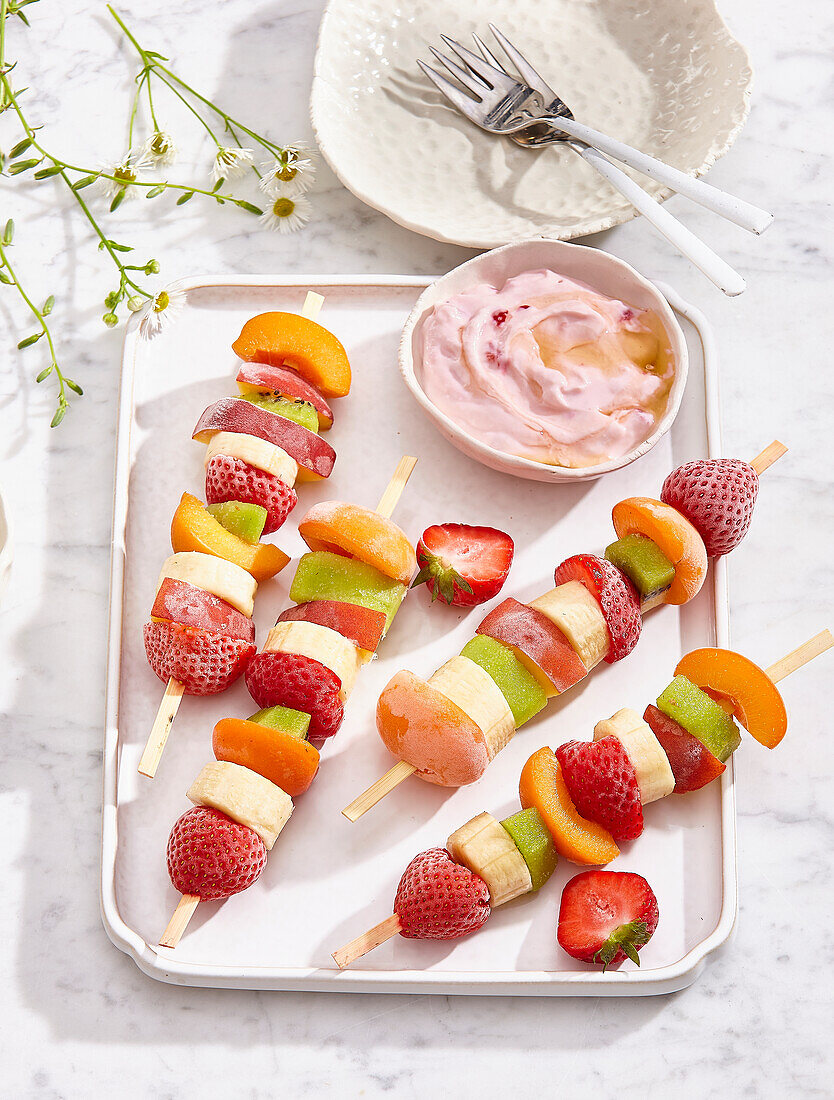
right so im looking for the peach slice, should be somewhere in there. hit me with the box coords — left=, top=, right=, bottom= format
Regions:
left=171, top=492, right=290, bottom=582
left=298, top=501, right=416, bottom=585
left=675, top=648, right=788, bottom=748
left=612, top=497, right=708, bottom=605
left=213, top=717, right=320, bottom=797
left=376, top=670, right=489, bottom=787
left=519, top=747, right=620, bottom=866
left=232, top=312, right=352, bottom=399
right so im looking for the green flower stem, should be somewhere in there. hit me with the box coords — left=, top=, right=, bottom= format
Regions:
left=149, top=67, right=222, bottom=148
left=127, top=68, right=148, bottom=148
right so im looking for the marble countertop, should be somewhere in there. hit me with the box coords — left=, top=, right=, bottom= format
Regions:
left=1, top=0, right=831, bottom=1095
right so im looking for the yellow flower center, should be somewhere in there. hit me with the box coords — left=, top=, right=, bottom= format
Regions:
left=276, top=165, right=297, bottom=182
left=272, top=197, right=295, bottom=218
left=150, top=133, right=171, bottom=156
left=153, top=291, right=170, bottom=313
left=114, top=165, right=137, bottom=185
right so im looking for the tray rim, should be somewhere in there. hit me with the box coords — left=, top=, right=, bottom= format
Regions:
left=101, top=272, right=736, bottom=996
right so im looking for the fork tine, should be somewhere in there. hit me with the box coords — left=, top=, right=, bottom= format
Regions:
left=416, top=60, right=486, bottom=123
left=487, top=24, right=558, bottom=101
left=439, top=34, right=517, bottom=92
left=428, top=45, right=487, bottom=97
left=471, top=31, right=505, bottom=73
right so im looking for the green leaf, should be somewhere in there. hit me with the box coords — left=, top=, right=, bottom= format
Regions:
left=175, top=191, right=194, bottom=205
left=0, top=272, right=12, bottom=284
left=51, top=405, right=66, bottom=428
left=66, top=378, right=83, bottom=395
left=211, top=178, right=224, bottom=193
left=3, top=219, right=13, bottom=244
left=110, top=189, right=126, bottom=212
left=109, top=242, right=133, bottom=253
left=71, top=174, right=98, bottom=190
left=145, top=184, right=165, bottom=198
left=8, top=157, right=41, bottom=174
left=34, top=164, right=63, bottom=179
left=18, top=331, right=44, bottom=349
left=42, top=294, right=55, bottom=315
left=237, top=201, right=263, bottom=215
left=16, top=10, right=31, bottom=24
left=35, top=365, right=53, bottom=382
left=9, top=138, right=33, bottom=158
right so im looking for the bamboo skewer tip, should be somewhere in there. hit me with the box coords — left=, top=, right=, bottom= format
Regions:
left=158, top=893, right=200, bottom=948
left=138, top=677, right=186, bottom=778
left=767, top=629, right=833, bottom=684
left=332, top=913, right=402, bottom=969
left=375, top=456, right=418, bottom=519
left=301, top=290, right=325, bottom=321
left=342, top=760, right=417, bottom=822
left=750, top=439, right=787, bottom=475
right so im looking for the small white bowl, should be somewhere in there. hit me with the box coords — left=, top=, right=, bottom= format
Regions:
left=399, top=239, right=688, bottom=484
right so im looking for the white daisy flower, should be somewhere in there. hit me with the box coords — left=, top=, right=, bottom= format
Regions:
left=259, top=194, right=312, bottom=234
left=142, top=130, right=177, bottom=167
left=211, top=147, right=254, bottom=183
left=97, top=150, right=153, bottom=200
left=138, top=287, right=186, bottom=340
left=258, top=145, right=316, bottom=198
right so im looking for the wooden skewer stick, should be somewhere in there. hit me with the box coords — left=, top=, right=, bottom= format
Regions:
left=332, top=913, right=402, bottom=969
left=376, top=456, right=418, bottom=518
left=334, top=629, right=833, bottom=969
left=158, top=893, right=201, bottom=948
left=766, top=629, right=833, bottom=683
left=301, top=290, right=325, bottom=321
left=750, top=439, right=787, bottom=475
left=341, top=442, right=790, bottom=819
left=138, top=678, right=185, bottom=778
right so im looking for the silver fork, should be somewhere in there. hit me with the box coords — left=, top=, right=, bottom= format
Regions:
left=419, top=29, right=769, bottom=295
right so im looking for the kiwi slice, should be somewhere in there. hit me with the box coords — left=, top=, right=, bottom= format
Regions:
left=248, top=705, right=311, bottom=740
left=605, top=533, right=675, bottom=599
left=500, top=808, right=558, bottom=891
left=207, top=500, right=267, bottom=544
left=241, top=393, right=319, bottom=434
left=290, top=551, right=406, bottom=630
left=656, top=675, right=741, bottom=761
left=460, top=634, right=547, bottom=727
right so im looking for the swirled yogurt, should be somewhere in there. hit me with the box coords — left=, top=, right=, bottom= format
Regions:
left=417, top=269, right=676, bottom=469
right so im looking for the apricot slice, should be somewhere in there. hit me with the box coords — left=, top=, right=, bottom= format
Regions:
left=376, top=670, right=489, bottom=787
left=612, top=497, right=708, bottom=605
left=213, top=717, right=319, bottom=797
left=675, top=648, right=788, bottom=748
left=519, top=747, right=620, bottom=866
left=171, top=492, right=290, bottom=582
left=476, top=598, right=587, bottom=697
left=298, top=501, right=416, bottom=585
left=232, top=312, right=351, bottom=399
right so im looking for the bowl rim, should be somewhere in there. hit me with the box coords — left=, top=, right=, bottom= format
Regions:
left=398, top=238, right=689, bottom=482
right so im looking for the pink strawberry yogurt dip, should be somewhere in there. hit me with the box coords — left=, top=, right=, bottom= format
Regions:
left=417, top=269, right=676, bottom=469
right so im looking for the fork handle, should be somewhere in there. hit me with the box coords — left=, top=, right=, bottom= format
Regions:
left=574, top=143, right=746, bottom=296
left=546, top=115, right=773, bottom=235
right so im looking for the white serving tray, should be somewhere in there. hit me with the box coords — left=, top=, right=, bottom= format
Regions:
left=102, top=274, right=735, bottom=996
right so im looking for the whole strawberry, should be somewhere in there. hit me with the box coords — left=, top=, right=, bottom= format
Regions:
left=556, top=737, right=644, bottom=841
left=167, top=806, right=267, bottom=900
left=412, top=523, right=514, bottom=607
left=553, top=553, right=642, bottom=662
left=661, top=458, right=758, bottom=557
left=558, top=870, right=659, bottom=970
left=394, top=847, right=491, bottom=939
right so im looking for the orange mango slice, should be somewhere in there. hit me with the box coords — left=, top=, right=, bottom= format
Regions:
left=171, top=492, right=289, bottom=582
left=298, top=501, right=416, bottom=585
left=612, top=497, right=707, bottom=605
left=519, top=747, right=620, bottom=866
left=232, top=312, right=351, bottom=399
left=213, top=718, right=319, bottom=796
left=675, top=648, right=788, bottom=748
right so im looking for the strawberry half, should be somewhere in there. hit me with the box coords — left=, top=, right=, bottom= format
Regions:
left=167, top=806, right=267, bottom=900
left=394, top=848, right=491, bottom=939
left=558, top=870, right=659, bottom=970
left=143, top=619, right=255, bottom=695
left=412, top=523, right=514, bottom=607
left=245, top=650, right=344, bottom=744
left=556, top=737, right=644, bottom=841
left=554, top=553, right=641, bottom=662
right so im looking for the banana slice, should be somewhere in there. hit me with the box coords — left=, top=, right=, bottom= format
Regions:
left=529, top=582, right=610, bottom=669
left=447, top=811, right=532, bottom=906
left=428, top=656, right=515, bottom=759
left=263, top=621, right=360, bottom=701
left=187, top=761, right=292, bottom=849
left=157, top=551, right=257, bottom=617
left=204, top=431, right=298, bottom=487
left=594, top=707, right=675, bottom=803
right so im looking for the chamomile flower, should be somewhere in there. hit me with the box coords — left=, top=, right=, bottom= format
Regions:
left=137, top=287, right=186, bottom=340
left=211, top=147, right=253, bottom=183
left=142, top=130, right=177, bottom=167
left=97, top=150, right=153, bottom=201
left=258, top=145, right=316, bottom=198
left=260, top=193, right=313, bottom=234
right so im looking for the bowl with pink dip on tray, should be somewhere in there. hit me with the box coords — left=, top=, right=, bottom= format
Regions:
left=400, top=239, right=688, bottom=483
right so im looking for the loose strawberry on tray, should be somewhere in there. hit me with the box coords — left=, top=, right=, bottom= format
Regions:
left=557, top=870, right=659, bottom=970
left=412, top=523, right=514, bottom=607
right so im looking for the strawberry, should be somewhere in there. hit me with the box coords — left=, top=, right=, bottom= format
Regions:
left=143, top=619, right=255, bottom=695
left=558, top=870, right=659, bottom=970
left=394, top=848, right=491, bottom=939
left=661, top=458, right=758, bottom=557
left=553, top=553, right=641, bottom=662
left=412, top=523, right=514, bottom=607
left=556, top=737, right=644, bottom=841
left=245, top=650, right=344, bottom=743
left=167, top=806, right=267, bottom=900
left=205, top=454, right=298, bottom=535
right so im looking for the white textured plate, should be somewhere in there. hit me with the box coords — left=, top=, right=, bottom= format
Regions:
left=102, top=273, right=735, bottom=995
left=311, top=0, right=753, bottom=247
